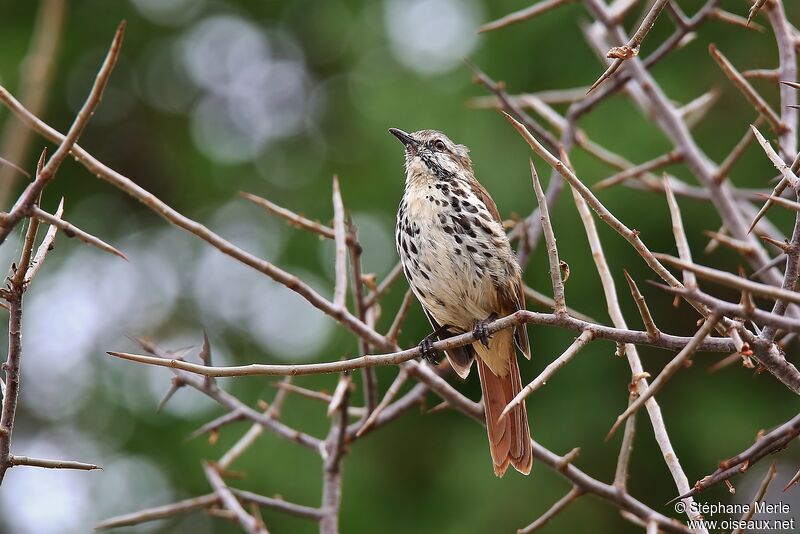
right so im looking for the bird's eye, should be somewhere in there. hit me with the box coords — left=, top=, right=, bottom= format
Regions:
left=433, top=140, right=446, bottom=151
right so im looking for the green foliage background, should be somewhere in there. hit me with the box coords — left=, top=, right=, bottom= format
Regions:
left=1, top=1, right=799, bottom=533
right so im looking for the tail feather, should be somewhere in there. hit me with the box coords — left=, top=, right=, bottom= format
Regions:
left=475, top=331, right=532, bottom=477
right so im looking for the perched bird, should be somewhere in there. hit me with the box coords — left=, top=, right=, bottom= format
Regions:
left=389, top=127, right=532, bottom=477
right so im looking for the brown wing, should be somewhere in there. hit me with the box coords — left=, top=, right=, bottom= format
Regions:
left=421, top=306, right=475, bottom=379
left=468, top=178, right=531, bottom=359
left=512, top=281, right=531, bottom=359
left=467, top=178, right=502, bottom=223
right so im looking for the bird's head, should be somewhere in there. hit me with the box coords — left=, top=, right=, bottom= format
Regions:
left=388, top=128, right=473, bottom=185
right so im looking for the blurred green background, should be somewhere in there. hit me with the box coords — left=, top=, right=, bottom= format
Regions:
left=1, top=0, right=799, bottom=532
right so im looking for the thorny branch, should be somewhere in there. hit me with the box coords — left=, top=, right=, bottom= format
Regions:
left=0, top=2, right=799, bottom=533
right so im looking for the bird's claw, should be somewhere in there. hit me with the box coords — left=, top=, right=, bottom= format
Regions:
left=473, top=317, right=494, bottom=349
left=418, top=335, right=441, bottom=365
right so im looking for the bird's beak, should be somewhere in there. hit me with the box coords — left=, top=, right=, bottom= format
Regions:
left=388, top=128, right=417, bottom=148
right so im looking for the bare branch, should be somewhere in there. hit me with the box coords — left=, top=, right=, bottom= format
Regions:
left=24, top=198, right=64, bottom=284
left=623, top=270, right=659, bottom=337
left=386, top=288, right=414, bottom=342
left=588, top=0, right=671, bottom=93
left=655, top=253, right=800, bottom=305
left=670, top=413, right=800, bottom=502
left=0, top=0, right=66, bottom=207
left=9, top=455, right=101, bottom=471
left=0, top=22, right=125, bottom=244
left=663, top=177, right=697, bottom=287
left=363, top=262, right=403, bottom=309
left=107, top=310, right=742, bottom=377
left=714, top=119, right=761, bottom=183
left=31, top=204, right=127, bottom=259
left=477, top=0, right=573, bottom=33
left=607, top=314, right=720, bottom=438
left=502, top=331, right=594, bottom=417
left=523, top=285, right=596, bottom=322
left=748, top=155, right=799, bottom=234
left=710, top=8, right=764, bottom=32
left=709, top=45, right=787, bottom=135
left=332, top=176, right=348, bottom=309
left=747, top=0, right=768, bottom=26
left=594, top=150, right=681, bottom=190
left=517, top=486, right=583, bottom=533
left=731, top=463, right=777, bottom=534
left=751, top=125, right=800, bottom=190
left=530, top=160, right=566, bottom=314
left=355, top=369, right=409, bottom=438
left=0, top=205, right=41, bottom=484
left=203, top=462, right=268, bottom=534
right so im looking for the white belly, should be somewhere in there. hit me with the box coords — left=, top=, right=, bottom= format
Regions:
left=396, top=181, right=514, bottom=331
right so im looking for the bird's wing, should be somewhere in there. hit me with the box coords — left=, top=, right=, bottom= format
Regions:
left=468, top=179, right=531, bottom=360
left=421, top=306, right=474, bottom=379
left=512, top=280, right=531, bottom=359
left=468, top=178, right=502, bottom=222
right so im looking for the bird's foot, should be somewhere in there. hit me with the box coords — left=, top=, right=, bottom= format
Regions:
left=417, top=323, right=451, bottom=365
left=418, top=334, right=441, bottom=365
left=473, top=314, right=498, bottom=349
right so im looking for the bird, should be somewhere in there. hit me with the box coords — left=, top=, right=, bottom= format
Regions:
left=389, top=127, right=532, bottom=477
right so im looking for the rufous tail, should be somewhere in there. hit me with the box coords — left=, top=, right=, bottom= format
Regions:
left=475, top=332, right=532, bottom=477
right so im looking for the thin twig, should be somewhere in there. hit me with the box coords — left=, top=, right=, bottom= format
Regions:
left=731, top=463, right=777, bottom=534
left=623, top=270, right=660, bottom=338
left=709, top=45, right=787, bottom=134
left=606, top=314, right=720, bottom=438
left=9, top=455, right=101, bottom=471
left=24, top=197, right=64, bottom=284
left=478, top=0, right=573, bottom=33
left=0, top=22, right=125, bottom=244
left=0, top=0, right=66, bottom=207
left=517, top=486, right=583, bottom=533
left=31, top=205, right=127, bottom=259
left=531, top=160, right=566, bottom=314
left=502, top=331, right=594, bottom=417
left=588, top=0, right=671, bottom=93
left=669, top=413, right=800, bottom=502
left=332, top=176, right=348, bottom=309
left=594, top=150, right=681, bottom=190
left=203, top=462, right=268, bottom=534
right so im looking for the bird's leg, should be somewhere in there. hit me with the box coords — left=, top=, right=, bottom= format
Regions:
left=473, top=313, right=498, bottom=349
left=418, top=324, right=451, bottom=365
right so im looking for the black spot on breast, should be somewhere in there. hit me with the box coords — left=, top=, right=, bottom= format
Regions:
left=462, top=200, right=478, bottom=213
left=454, top=235, right=463, bottom=244
left=454, top=215, right=476, bottom=238
left=409, top=242, right=418, bottom=254
left=443, top=226, right=454, bottom=234
left=454, top=248, right=462, bottom=255
left=419, top=269, right=430, bottom=280
left=483, top=251, right=492, bottom=258
left=466, top=245, right=478, bottom=253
